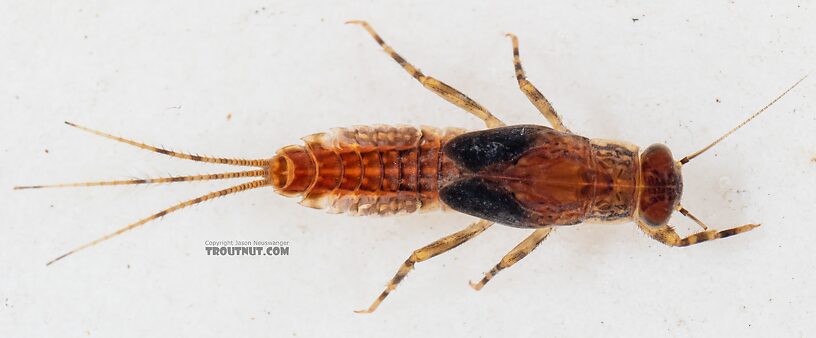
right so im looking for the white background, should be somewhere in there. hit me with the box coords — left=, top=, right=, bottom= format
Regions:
left=1, top=1, right=814, bottom=337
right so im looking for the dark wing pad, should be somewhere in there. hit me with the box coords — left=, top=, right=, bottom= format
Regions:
left=439, top=177, right=536, bottom=228
left=442, top=125, right=549, bottom=173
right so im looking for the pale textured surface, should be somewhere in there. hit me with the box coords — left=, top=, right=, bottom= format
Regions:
left=1, top=1, right=815, bottom=337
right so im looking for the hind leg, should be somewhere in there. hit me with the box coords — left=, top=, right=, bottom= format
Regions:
left=505, top=34, right=570, bottom=133
left=347, top=20, right=505, bottom=129
left=355, top=219, right=493, bottom=313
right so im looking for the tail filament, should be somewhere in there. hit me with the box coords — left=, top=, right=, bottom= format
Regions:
left=16, top=122, right=273, bottom=265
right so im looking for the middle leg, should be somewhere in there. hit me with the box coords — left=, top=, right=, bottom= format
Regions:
left=470, top=227, right=553, bottom=291
left=347, top=20, right=505, bottom=129
left=505, top=34, right=571, bottom=133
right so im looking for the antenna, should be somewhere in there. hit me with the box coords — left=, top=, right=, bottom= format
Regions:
left=679, top=75, right=808, bottom=165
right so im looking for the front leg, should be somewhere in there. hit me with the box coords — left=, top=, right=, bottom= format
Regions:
left=637, top=220, right=760, bottom=247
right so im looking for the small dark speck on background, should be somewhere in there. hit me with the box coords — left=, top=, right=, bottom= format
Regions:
left=632, top=18, right=639, bottom=22
left=715, top=98, right=721, bottom=103
left=44, top=149, right=49, bottom=154
left=227, top=113, right=232, bottom=120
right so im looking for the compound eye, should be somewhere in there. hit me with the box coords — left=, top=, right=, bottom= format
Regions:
left=639, top=199, right=674, bottom=227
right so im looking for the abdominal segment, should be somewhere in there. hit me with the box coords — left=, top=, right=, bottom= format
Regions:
left=271, top=125, right=464, bottom=215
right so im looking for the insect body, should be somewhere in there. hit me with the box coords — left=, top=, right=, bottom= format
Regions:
left=17, top=21, right=805, bottom=313
left=276, top=123, right=669, bottom=227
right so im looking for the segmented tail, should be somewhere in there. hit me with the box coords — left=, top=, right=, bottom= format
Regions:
left=15, top=122, right=272, bottom=265
left=63, top=121, right=270, bottom=167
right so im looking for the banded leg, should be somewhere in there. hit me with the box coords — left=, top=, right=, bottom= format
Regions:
left=347, top=20, right=505, bottom=129
left=637, top=221, right=760, bottom=247
left=470, top=227, right=553, bottom=291
left=355, top=219, right=494, bottom=314
left=506, top=34, right=570, bottom=133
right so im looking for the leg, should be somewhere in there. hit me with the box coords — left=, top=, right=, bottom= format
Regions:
left=355, top=219, right=494, bottom=313
left=347, top=20, right=505, bottom=129
left=637, top=220, right=760, bottom=247
left=505, top=34, right=570, bottom=133
left=470, top=227, right=553, bottom=291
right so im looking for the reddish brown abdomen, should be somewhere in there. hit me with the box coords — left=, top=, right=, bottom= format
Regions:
left=269, top=126, right=464, bottom=215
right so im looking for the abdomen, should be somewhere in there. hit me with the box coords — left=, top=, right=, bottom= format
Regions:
left=268, top=125, right=464, bottom=215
